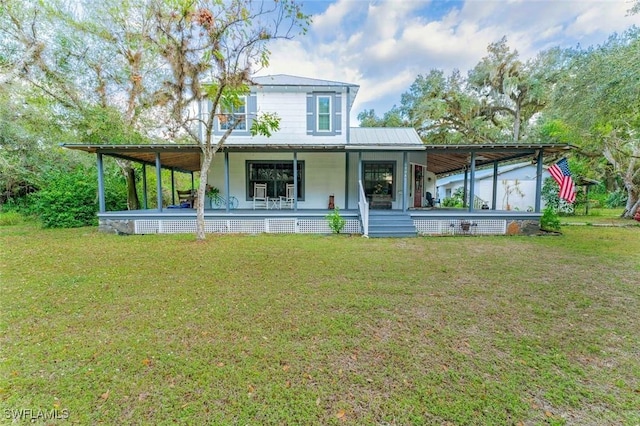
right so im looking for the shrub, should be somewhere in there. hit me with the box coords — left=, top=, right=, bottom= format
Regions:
left=540, top=206, right=561, bottom=232
left=605, top=189, right=628, bottom=208
left=326, top=207, right=346, bottom=234
left=29, top=167, right=99, bottom=228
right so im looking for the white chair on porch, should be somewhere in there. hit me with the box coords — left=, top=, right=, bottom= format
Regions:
left=279, top=183, right=295, bottom=209
left=253, top=183, right=268, bottom=209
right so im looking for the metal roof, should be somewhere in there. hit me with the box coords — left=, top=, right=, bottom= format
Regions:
left=252, top=74, right=360, bottom=110
left=61, top=141, right=574, bottom=175
left=348, top=127, right=424, bottom=149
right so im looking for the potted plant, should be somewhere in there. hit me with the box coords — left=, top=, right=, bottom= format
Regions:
left=205, top=185, right=220, bottom=208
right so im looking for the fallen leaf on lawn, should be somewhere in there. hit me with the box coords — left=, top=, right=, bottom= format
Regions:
left=282, top=364, right=290, bottom=372
left=142, top=358, right=152, bottom=366
left=217, top=362, right=225, bottom=367
left=545, top=411, right=553, bottom=417
left=100, top=390, right=110, bottom=400
left=285, top=380, right=291, bottom=388
left=336, top=409, right=346, bottom=419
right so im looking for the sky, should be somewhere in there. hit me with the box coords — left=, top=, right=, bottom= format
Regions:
left=256, top=0, right=640, bottom=125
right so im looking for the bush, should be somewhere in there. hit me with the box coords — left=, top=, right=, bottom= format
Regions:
left=29, top=167, right=100, bottom=228
left=326, top=207, right=346, bottom=234
left=605, top=189, right=628, bottom=208
left=540, top=206, right=561, bottom=232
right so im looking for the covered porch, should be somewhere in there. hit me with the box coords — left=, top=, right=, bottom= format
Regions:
left=62, top=141, right=572, bottom=237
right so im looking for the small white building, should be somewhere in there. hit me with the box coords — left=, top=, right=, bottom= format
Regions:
left=436, top=162, right=551, bottom=211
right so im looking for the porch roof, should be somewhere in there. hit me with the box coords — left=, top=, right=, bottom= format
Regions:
left=61, top=141, right=573, bottom=175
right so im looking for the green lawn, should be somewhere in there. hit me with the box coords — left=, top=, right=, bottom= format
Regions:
left=1, top=223, right=639, bottom=425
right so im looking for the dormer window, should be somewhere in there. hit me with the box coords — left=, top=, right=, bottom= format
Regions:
left=317, top=96, right=331, bottom=132
left=219, top=96, right=247, bottom=131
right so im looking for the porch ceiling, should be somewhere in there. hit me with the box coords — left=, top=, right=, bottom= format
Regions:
left=425, top=144, right=574, bottom=176
left=61, top=142, right=574, bottom=176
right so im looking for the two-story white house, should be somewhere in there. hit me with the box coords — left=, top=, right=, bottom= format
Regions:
left=64, top=74, right=572, bottom=237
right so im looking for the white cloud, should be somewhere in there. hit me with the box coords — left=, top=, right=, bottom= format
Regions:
left=259, top=0, right=640, bottom=124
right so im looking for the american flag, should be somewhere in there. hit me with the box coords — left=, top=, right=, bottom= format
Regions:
left=548, top=158, right=576, bottom=203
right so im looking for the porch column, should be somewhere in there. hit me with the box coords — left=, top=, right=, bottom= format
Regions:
left=155, top=153, right=163, bottom=212
left=293, top=151, right=298, bottom=211
left=492, top=161, right=498, bottom=210
left=358, top=152, right=363, bottom=205
left=535, top=149, right=544, bottom=212
left=191, top=172, right=195, bottom=190
left=463, top=167, right=468, bottom=208
left=170, top=169, right=176, bottom=205
left=96, top=153, right=106, bottom=213
left=468, top=152, right=476, bottom=212
left=142, top=164, right=148, bottom=209
left=224, top=150, right=230, bottom=213
left=402, top=152, right=408, bottom=212
left=344, top=152, right=349, bottom=210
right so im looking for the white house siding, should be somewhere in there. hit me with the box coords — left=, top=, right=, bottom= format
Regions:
left=207, top=152, right=347, bottom=209
left=218, top=90, right=349, bottom=146
left=346, top=151, right=426, bottom=209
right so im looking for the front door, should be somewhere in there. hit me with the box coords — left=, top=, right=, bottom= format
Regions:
left=413, top=165, right=423, bottom=208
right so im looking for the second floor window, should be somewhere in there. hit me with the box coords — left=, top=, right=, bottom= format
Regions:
left=317, top=96, right=331, bottom=132
left=219, top=96, right=247, bottom=131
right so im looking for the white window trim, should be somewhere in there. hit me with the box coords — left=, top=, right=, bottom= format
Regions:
left=316, top=95, right=332, bottom=132
left=219, top=95, right=247, bottom=131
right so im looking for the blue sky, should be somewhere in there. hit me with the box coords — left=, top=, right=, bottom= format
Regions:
left=257, top=0, right=640, bottom=125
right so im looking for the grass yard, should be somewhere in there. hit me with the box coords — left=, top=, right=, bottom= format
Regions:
left=1, top=223, right=639, bottom=425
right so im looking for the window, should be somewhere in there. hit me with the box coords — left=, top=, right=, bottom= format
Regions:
left=219, top=96, right=247, bottom=131
left=317, top=96, right=331, bottom=132
left=363, top=162, right=395, bottom=200
left=246, top=161, right=304, bottom=200
left=306, top=92, right=341, bottom=136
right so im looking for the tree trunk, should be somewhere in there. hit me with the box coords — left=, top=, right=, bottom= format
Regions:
left=115, top=158, right=140, bottom=210
left=195, top=147, right=214, bottom=241
left=125, top=167, right=140, bottom=210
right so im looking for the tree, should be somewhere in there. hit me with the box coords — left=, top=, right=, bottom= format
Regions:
left=467, top=37, right=561, bottom=142
left=376, top=38, right=561, bottom=144
left=146, top=0, right=309, bottom=240
left=0, top=0, right=164, bottom=210
left=357, top=108, right=407, bottom=127
left=548, top=29, right=640, bottom=218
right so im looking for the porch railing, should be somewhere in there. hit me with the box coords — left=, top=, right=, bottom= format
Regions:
left=358, top=180, right=369, bottom=237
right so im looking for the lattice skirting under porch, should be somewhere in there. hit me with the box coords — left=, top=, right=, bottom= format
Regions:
left=413, top=219, right=507, bottom=236
left=133, top=218, right=362, bottom=235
